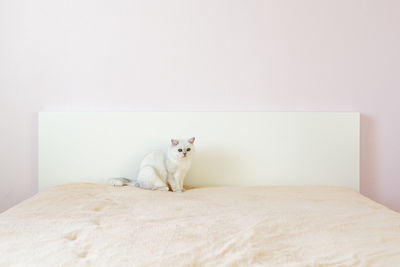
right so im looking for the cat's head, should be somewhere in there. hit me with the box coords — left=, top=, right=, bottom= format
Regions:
left=168, top=137, right=195, bottom=160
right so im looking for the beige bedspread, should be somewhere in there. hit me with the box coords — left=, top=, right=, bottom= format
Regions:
left=1, top=184, right=400, bottom=266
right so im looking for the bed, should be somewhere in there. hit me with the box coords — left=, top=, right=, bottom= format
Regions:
left=1, top=183, right=400, bottom=266
left=3, top=112, right=398, bottom=266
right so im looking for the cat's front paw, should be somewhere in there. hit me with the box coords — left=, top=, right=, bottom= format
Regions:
left=172, top=188, right=183, bottom=193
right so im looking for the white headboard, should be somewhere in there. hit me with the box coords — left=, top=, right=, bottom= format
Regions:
left=39, top=112, right=360, bottom=191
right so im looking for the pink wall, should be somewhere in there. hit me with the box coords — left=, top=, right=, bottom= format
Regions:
left=1, top=0, right=399, bottom=212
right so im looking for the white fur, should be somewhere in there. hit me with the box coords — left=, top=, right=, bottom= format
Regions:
left=109, top=137, right=195, bottom=192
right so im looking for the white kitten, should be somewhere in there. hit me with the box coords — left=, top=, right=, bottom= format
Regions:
left=109, top=137, right=195, bottom=192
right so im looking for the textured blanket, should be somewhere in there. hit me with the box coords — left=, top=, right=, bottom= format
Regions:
left=1, top=183, right=399, bottom=266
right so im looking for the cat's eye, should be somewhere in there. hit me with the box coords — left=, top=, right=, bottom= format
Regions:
left=186, top=148, right=191, bottom=152
left=178, top=149, right=183, bottom=152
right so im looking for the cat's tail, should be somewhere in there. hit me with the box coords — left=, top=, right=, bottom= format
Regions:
left=108, top=177, right=133, bottom=186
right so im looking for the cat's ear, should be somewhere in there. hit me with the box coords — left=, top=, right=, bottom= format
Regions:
left=188, top=137, right=195, bottom=144
left=171, top=139, right=179, bottom=146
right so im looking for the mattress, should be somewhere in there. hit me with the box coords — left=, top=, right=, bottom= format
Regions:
left=0, top=184, right=399, bottom=266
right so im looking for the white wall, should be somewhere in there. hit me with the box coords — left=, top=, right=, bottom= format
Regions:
left=1, top=0, right=400, bottom=212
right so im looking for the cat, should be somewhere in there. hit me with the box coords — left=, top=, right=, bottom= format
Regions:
left=109, top=137, right=195, bottom=192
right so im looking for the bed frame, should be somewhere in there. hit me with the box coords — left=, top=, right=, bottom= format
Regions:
left=38, top=112, right=360, bottom=191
